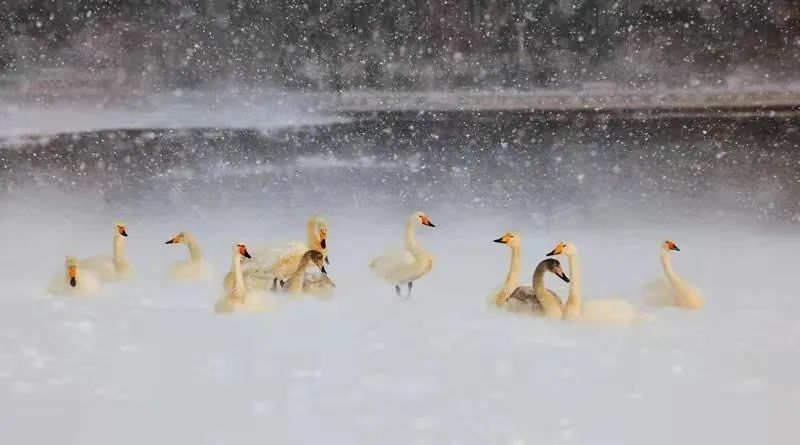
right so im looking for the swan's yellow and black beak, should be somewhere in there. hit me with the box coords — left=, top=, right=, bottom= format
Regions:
left=420, top=215, right=435, bottom=227
left=494, top=235, right=509, bottom=244
left=666, top=240, right=680, bottom=251
left=68, top=265, right=77, bottom=287
left=547, top=243, right=565, bottom=256
left=165, top=236, right=178, bottom=244
left=118, top=226, right=128, bottom=237
left=238, top=244, right=252, bottom=259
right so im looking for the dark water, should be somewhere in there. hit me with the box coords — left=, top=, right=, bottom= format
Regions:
left=1, top=116, right=798, bottom=225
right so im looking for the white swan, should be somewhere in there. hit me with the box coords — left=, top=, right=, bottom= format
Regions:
left=369, top=211, right=435, bottom=296
left=643, top=240, right=704, bottom=310
left=81, top=222, right=132, bottom=281
left=238, top=215, right=329, bottom=290
left=490, top=232, right=526, bottom=306
left=215, top=242, right=265, bottom=314
left=282, top=250, right=335, bottom=296
left=165, top=232, right=213, bottom=281
left=47, top=256, right=101, bottom=296
left=547, top=241, right=642, bottom=325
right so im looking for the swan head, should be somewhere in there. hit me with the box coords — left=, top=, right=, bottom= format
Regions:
left=662, top=240, right=680, bottom=252
left=493, top=231, right=521, bottom=247
left=115, top=222, right=128, bottom=237
left=542, top=258, right=570, bottom=283
left=304, top=250, right=327, bottom=275
left=165, top=232, right=187, bottom=244
left=236, top=242, right=252, bottom=259
left=412, top=211, right=435, bottom=227
left=308, top=216, right=329, bottom=254
left=65, top=256, right=78, bottom=287
left=547, top=241, right=576, bottom=257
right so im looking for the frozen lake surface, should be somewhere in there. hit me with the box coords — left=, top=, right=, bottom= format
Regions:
left=0, top=121, right=798, bottom=444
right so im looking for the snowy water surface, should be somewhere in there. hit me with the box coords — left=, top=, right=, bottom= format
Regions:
left=0, top=123, right=798, bottom=445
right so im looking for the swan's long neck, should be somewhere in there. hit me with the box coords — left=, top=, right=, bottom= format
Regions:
left=306, top=219, right=320, bottom=249
left=186, top=238, right=203, bottom=261
left=565, top=251, right=583, bottom=311
left=289, top=256, right=311, bottom=293
left=532, top=262, right=548, bottom=297
left=231, top=248, right=245, bottom=293
left=661, top=250, right=684, bottom=289
left=532, top=262, right=562, bottom=315
left=502, top=244, right=521, bottom=294
left=404, top=217, right=427, bottom=260
left=113, top=233, right=126, bottom=272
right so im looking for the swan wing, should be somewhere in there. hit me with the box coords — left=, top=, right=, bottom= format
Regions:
left=302, top=272, right=336, bottom=296
left=581, top=298, right=642, bottom=325
left=642, top=278, right=703, bottom=309
left=369, top=248, right=416, bottom=283
left=169, top=260, right=212, bottom=281
left=79, top=255, right=116, bottom=280
left=502, top=285, right=542, bottom=313
left=246, top=241, right=307, bottom=278
left=488, top=285, right=508, bottom=306
left=508, top=285, right=535, bottom=303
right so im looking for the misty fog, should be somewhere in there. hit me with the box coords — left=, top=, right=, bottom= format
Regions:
left=1, top=2, right=799, bottom=445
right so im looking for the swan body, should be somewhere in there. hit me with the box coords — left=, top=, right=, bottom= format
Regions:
left=547, top=241, right=642, bottom=325
left=282, top=250, right=334, bottom=296
left=369, top=211, right=435, bottom=296
left=81, top=223, right=132, bottom=281
left=47, top=256, right=101, bottom=296
left=165, top=232, right=213, bottom=281
left=508, top=258, right=569, bottom=318
left=236, top=216, right=329, bottom=290
left=644, top=240, right=704, bottom=310
left=215, top=243, right=266, bottom=314
left=491, top=232, right=565, bottom=317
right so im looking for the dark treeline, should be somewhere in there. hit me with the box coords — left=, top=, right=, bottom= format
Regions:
left=1, top=0, right=799, bottom=91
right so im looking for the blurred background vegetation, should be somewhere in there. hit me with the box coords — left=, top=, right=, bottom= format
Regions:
left=1, top=0, right=799, bottom=92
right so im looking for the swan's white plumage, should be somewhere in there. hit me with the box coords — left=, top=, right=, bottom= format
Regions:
left=170, top=260, right=213, bottom=282
left=370, top=248, right=426, bottom=284
left=215, top=243, right=269, bottom=314
left=165, top=232, right=213, bottom=282
left=550, top=241, right=644, bottom=325
left=369, top=212, right=434, bottom=288
left=47, top=257, right=101, bottom=297
left=491, top=232, right=565, bottom=317
left=645, top=240, right=705, bottom=310
left=241, top=216, right=328, bottom=289
left=81, top=223, right=132, bottom=281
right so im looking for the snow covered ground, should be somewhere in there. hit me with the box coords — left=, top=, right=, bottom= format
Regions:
left=0, top=184, right=798, bottom=444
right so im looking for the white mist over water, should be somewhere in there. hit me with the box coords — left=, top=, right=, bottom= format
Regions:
left=0, top=186, right=798, bottom=444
